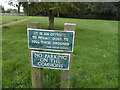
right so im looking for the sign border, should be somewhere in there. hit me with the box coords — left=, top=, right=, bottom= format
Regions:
left=27, top=28, right=75, bottom=52
left=31, top=51, right=71, bottom=70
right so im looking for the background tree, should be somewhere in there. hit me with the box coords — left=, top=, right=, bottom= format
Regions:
left=60, top=2, right=91, bottom=18
left=87, top=2, right=118, bottom=20
left=5, top=9, right=18, bottom=13
left=8, top=0, right=22, bottom=13
left=8, top=1, right=119, bottom=28
left=22, top=2, right=72, bottom=29
left=21, top=2, right=119, bottom=29
left=0, top=5, right=5, bottom=13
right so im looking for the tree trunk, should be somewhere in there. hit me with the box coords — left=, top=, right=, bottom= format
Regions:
left=17, top=3, right=21, bottom=13
left=49, top=10, right=55, bottom=30
left=18, top=6, right=20, bottom=13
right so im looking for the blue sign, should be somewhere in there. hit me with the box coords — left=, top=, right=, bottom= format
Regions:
left=27, top=28, right=75, bottom=52
left=31, top=51, right=70, bottom=70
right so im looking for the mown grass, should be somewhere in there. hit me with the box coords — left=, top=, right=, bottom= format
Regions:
left=0, top=16, right=29, bottom=24
left=2, top=16, right=118, bottom=88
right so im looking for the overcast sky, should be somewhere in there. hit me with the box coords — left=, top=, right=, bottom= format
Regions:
left=0, top=0, right=23, bottom=12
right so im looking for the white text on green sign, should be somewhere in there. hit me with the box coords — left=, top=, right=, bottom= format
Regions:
left=31, top=51, right=70, bottom=70
left=28, top=28, right=75, bottom=52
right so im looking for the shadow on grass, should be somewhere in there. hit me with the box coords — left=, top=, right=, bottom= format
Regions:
left=14, top=19, right=18, bottom=21
left=3, top=26, right=10, bottom=28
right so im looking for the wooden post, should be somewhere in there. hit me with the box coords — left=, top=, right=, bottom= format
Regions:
left=60, top=23, right=76, bottom=88
left=27, top=22, right=43, bottom=88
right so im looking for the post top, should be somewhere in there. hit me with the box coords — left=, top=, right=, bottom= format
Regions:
left=64, top=23, right=76, bottom=26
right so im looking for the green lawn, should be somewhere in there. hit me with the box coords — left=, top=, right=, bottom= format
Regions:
left=1, top=16, right=28, bottom=24
left=2, top=16, right=118, bottom=88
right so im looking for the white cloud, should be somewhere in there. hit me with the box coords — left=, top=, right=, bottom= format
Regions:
left=0, top=0, right=23, bottom=12
left=0, top=0, right=17, bottom=10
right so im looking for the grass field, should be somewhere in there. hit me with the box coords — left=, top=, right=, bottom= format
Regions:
left=0, top=16, right=28, bottom=25
left=2, top=16, right=118, bottom=88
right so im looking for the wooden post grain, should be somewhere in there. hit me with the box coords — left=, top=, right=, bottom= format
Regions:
left=27, top=22, right=43, bottom=88
left=60, top=23, right=76, bottom=88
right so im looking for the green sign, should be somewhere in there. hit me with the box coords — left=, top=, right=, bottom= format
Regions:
left=27, top=28, right=75, bottom=52
left=31, top=51, right=70, bottom=70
